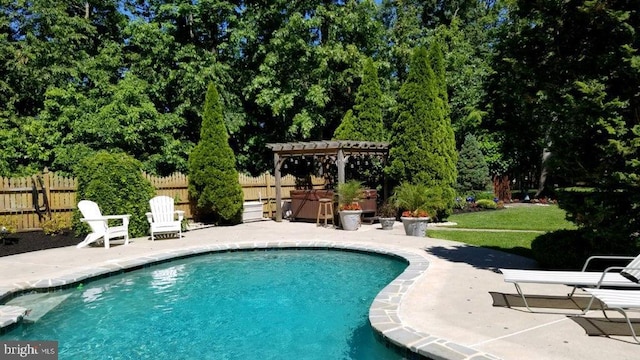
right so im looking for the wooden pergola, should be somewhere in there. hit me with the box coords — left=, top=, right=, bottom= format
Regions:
left=266, top=140, right=389, bottom=221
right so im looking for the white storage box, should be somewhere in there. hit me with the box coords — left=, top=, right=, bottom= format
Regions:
left=243, top=201, right=264, bottom=222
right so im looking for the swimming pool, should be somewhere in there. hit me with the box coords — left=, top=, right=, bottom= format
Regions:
left=2, top=250, right=407, bottom=359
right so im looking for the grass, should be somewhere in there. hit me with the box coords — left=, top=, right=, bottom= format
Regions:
left=445, top=205, right=576, bottom=231
left=426, top=204, right=577, bottom=259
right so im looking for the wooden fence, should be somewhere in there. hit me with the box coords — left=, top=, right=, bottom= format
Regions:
left=0, top=169, right=326, bottom=231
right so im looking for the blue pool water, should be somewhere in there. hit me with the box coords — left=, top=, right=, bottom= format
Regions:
left=2, top=250, right=407, bottom=359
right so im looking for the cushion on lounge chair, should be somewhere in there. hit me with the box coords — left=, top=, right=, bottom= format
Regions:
left=621, top=256, right=640, bottom=283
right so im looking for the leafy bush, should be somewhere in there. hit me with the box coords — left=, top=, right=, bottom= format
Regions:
left=42, top=214, right=68, bottom=236
left=74, top=151, right=155, bottom=238
left=532, top=228, right=640, bottom=270
left=532, top=229, right=596, bottom=270
left=0, top=215, right=17, bottom=234
left=474, top=191, right=496, bottom=201
left=556, top=187, right=640, bottom=253
left=427, top=186, right=455, bottom=221
left=475, top=199, right=497, bottom=209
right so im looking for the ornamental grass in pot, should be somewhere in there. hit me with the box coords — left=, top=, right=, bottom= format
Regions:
left=391, top=182, right=431, bottom=237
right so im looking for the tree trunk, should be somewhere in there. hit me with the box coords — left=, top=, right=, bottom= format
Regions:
left=534, top=145, right=552, bottom=198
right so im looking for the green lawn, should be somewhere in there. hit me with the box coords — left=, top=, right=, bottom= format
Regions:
left=426, top=204, right=577, bottom=258
left=445, top=204, right=576, bottom=231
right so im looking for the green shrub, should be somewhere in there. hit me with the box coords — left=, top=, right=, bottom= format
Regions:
left=0, top=215, right=17, bottom=235
left=532, top=228, right=640, bottom=270
left=74, top=151, right=155, bottom=237
left=188, top=82, right=243, bottom=225
left=456, top=134, right=490, bottom=193
left=42, top=214, right=68, bottom=236
left=474, top=191, right=495, bottom=201
left=427, top=185, right=455, bottom=221
left=475, top=199, right=497, bottom=209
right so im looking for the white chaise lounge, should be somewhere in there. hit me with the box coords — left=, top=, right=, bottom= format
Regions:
left=500, top=255, right=640, bottom=313
left=583, top=288, right=640, bottom=343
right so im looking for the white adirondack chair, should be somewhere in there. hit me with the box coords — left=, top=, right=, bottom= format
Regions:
left=76, top=200, right=130, bottom=249
left=146, top=196, right=184, bottom=241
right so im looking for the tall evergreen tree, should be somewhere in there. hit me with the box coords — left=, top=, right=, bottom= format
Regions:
left=456, top=134, right=490, bottom=192
left=333, top=58, right=385, bottom=141
left=386, top=46, right=457, bottom=218
left=353, top=57, right=386, bottom=141
left=188, top=82, right=243, bottom=225
left=387, top=46, right=457, bottom=186
left=428, top=39, right=458, bottom=190
left=333, top=110, right=358, bottom=140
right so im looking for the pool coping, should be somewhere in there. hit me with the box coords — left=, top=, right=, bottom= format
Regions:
left=0, top=240, right=499, bottom=360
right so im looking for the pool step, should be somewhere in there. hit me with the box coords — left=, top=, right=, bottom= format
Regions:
left=5, top=292, right=71, bottom=323
left=0, top=305, right=28, bottom=328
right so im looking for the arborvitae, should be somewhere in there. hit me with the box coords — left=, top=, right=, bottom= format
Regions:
left=429, top=36, right=449, bottom=116
left=456, top=133, right=490, bottom=192
left=386, top=46, right=442, bottom=185
left=387, top=46, right=457, bottom=219
left=188, top=82, right=243, bottom=224
left=333, top=58, right=385, bottom=141
left=428, top=39, right=458, bottom=190
left=333, top=110, right=358, bottom=140
left=353, top=58, right=385, bottom=141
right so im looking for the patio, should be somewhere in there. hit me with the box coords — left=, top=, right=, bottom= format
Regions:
left=0, top=220, right=638, bottom=359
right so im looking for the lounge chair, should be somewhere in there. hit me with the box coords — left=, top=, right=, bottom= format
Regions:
left=500, top=255, right=640, bottom=313
left=583, top=288, right=640, bottom=343
left=146, top=195, right=184, bottom=241
left=76, top=200, right=130, bottom=249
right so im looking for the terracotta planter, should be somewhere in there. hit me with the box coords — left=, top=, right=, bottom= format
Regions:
left=339, top=210, right=362, bottom=231
left=379, top=217, right=395, bottom=230
left=401, top=217, right=430, bottom=237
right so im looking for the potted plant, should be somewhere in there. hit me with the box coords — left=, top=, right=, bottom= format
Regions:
left=336, top=180, right=364, bottom=231
left=377, top=200, right=397, bottom=230
left=391, top=182, right=431, bottom=237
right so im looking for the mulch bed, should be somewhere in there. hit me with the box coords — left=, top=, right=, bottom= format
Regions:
left=0, top=231, right=82, bottom=258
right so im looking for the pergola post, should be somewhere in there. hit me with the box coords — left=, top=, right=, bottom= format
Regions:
left=337, top=149, right=345, bottom=185
left=274, top=152, right=282, bottom=222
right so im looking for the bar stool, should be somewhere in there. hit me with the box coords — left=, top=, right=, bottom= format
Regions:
left=316, top=198, right=334, bottom=227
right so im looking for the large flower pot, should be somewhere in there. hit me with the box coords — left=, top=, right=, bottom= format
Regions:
left=379, top=217, right=395, bottom=230
left=401, top=217, right=430, bottom=237
left=339, top=210, right=362, bottom=231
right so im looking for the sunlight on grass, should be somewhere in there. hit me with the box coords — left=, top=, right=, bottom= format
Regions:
left=427, top=204, right=577, bottom=259
left=445, top=204, right=576, bottom=232
left=426, top=230, right=538, bottom=258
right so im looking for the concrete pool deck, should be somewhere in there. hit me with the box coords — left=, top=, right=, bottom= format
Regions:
left=0, top=220, right=638, bottom=359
